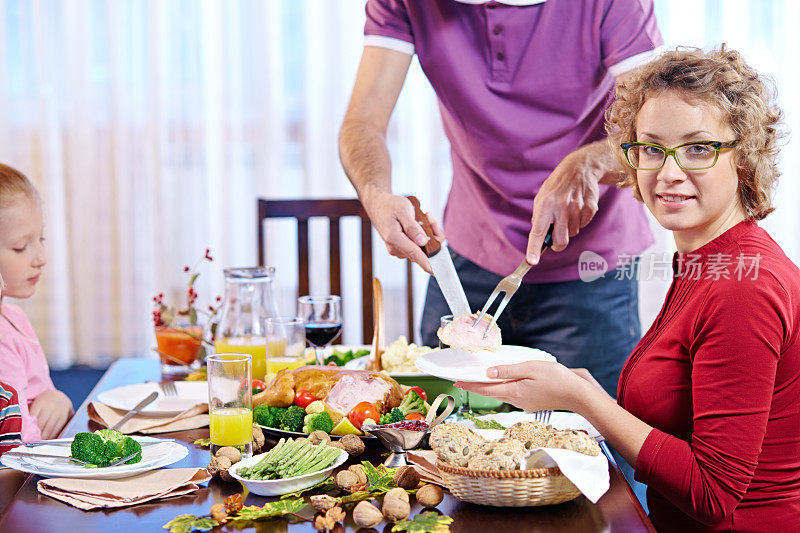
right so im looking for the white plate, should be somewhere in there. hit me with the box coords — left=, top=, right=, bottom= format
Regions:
left=97, top=382, right=208, bottom=416
left=230, top=446, right=348, bottom=496
left=414, top=345, right=556, bottom=382
left=0, top=437, right=189, bottom=479
left=461, top=411, right=602, bottom=441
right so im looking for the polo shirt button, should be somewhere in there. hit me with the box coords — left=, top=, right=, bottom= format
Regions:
left=496, top=52, right=505, bottom=61
left=493, top=25, right=502, bottom=35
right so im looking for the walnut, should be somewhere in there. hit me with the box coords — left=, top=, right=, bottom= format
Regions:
left=353, top=501, right=383, bottom=528
left=338, top=434, right=365, bottom=456
left=415, top=484, right=444, bottom=508
left=309, top=430, right=332, bottom=445
left=215, top=446, right=242, bottom=464
left=206, top=456, right=232, bottom=477
left=252, top=424, right=266, bottom=451
left=310, top=494, right=339, bottom=512
left=382, top=488, right=411, bottom=522
left=348, top=464, right=368, bottom=486
left=335, top=470, right=360, bottom=492
left=393, top=466, right=420, bottom=489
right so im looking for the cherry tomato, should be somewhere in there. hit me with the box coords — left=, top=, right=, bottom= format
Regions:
left=294, top=389, right=316, bottom=409
left=348, top=401, right=380, bottom=430
left=251, top=379, right=266, bottom=390
left=405, top=386, right=427, bottom=402
left=405, top=412, right=425, bottom=421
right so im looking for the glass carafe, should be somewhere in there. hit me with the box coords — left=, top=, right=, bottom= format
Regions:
left=214, top=267, right=279, bottom=381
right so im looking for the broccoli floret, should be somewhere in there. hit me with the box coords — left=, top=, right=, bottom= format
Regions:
left=302, top=412, right=334, bottom=434
left=70, top=432, right=105, bottom=465
left=95, top=428, right=125, bottom=444
left=398, top=390, right=426, bottom=417
left=253, top=405, right=287, bottom=428
left=70, top=430, right=141, bottom=467
left=280, top=405, right=306, bottom=432
left=379, top=407, right=405, bottom=425
left=119, top=436, right=142, bottom=464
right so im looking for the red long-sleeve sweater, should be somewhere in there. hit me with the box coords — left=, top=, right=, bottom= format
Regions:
left=618, top=220, right=800, bottom=532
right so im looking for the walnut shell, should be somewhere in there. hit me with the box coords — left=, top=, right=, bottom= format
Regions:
left=219, top=468, right=236, bottom=482
left=335, top=470, right=360, bottom=492
left=215, top=446, right=242, bottom=464
left=210, top=503, right=227, bottom=522
left=381, top=488, right=411, bottom=522
left=310, top=494, right=339, bottom=512
left=252, top=424, right=266, bottom=451
left=348, top=464, right=368, bottom=486
left=339, top=434, right=365, bottom=456
left=353, top=501, right=383, bottom=528
left=206, top=456, right=232, bottom=477
left=416, top=484, right=444, bottom=508
left=393, top=466, right=420, bottom=490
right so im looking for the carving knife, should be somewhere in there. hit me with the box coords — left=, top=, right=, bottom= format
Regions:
left=407, top=196, right=471, bottom=316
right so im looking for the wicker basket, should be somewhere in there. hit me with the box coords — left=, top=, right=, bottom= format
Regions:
left=437, top=460, right=581, bottom=507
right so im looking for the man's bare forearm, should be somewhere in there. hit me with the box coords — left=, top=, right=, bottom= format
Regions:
left=571, top=138, right=627, bottom=186
left=339, top=118, right=392, bottom=209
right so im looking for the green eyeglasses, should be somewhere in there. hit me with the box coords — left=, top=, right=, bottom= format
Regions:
left=620, top=140, right=738, bottom=171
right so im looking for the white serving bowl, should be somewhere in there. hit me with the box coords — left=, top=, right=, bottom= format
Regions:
left=229, top=447, right=348, bottom=496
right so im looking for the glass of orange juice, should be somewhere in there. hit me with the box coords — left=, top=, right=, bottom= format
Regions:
left=207, top=353, right=253, bottom=458
left=265, top=317, right=306, bottom=377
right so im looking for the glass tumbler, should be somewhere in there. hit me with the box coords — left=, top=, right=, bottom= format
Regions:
left=440, top=314, right=471, bottom=418
left=207, top=353, right=253, bottom=458
left=266, top=316, right=306, bottom=377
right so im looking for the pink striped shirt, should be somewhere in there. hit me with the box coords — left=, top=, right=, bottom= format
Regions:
left=0, top=303, right=56, bottom=442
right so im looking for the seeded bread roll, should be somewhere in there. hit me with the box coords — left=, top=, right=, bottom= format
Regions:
left=503, top=421, right=555, bottom=449
left=430, top=423, right=486, bottom=467
left=466, top=438, right=526, bottom=471
left=544, top=429, right=601, bottom=456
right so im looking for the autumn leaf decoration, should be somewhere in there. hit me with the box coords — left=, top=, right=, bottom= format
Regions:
left=162, top=514, right=218, bottom=533
left=392, top=511, right=454, bottom=532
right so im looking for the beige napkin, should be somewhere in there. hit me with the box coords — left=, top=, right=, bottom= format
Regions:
left=37, top=468, right=211, bottom=510
left=88, top=402, right=209, bottom=434
left=407, top=450, right=446, bottom=486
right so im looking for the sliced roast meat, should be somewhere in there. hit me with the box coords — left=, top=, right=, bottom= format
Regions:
left=437, top=312, right=501, bottom=352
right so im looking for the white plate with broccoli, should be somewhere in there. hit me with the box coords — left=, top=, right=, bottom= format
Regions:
left=0, top=433, right=188, bottom=479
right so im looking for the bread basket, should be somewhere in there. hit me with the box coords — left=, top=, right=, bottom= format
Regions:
left=437, top=460, right=581, bottom=507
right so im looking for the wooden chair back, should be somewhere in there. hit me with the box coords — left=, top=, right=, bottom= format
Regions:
left=257, top=198, right=415, bottom=344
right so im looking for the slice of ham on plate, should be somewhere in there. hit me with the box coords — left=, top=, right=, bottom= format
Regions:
left=437, top=313, right=501, bottom=352
left=414, top=345, right=556, bottom=382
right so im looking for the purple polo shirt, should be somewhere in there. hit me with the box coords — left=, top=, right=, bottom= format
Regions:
left=364, top=0, right=663, bottom=282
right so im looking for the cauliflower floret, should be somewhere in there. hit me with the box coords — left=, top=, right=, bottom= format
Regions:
left=381, top=336, right=436, bottom=372
left=305, top=400, right=327, bottom=415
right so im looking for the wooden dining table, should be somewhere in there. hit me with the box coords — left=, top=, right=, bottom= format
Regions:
left=0, top=358, right=655, bottom=532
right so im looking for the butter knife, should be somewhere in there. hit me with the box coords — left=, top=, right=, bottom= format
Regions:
left=110, top=391, right=159, bottom=431
left=407, top=196, right=471, bottom=316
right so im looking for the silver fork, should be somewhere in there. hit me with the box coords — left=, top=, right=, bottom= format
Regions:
left=532, top=409, right=552, bottom=425
left=473, top=224, right=554, bottom=337
left=159, top=381, right=178, bottom=397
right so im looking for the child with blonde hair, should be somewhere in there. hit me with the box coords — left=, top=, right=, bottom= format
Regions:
left=0, top=163, right=72, bottom=440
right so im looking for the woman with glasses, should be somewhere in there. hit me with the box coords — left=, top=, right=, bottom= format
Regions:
left=457, top=47, right=800, bottom=531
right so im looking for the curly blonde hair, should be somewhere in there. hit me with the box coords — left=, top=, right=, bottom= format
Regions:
left=605, top=46, right=784, bottom=220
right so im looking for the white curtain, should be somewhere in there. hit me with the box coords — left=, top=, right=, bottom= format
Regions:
left=0, top=0, right=796, bottom=368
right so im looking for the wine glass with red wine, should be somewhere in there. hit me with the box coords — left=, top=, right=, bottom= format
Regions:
left=297, top=295, right=342, bottom=365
